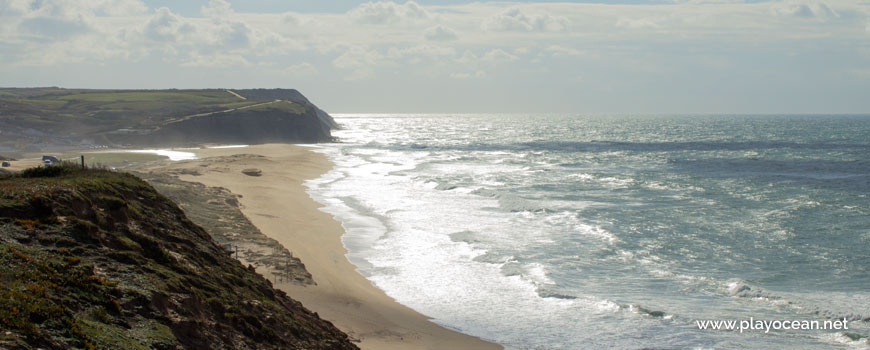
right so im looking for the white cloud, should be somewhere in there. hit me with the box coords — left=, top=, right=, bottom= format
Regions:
left=282, top=12, right=305, bottom=26
left=201, top=0, right=233, bottom=19
left=333, top=48, right=381, bottom=69
left=774, top=1, right=839, bottom=20
left=12, top=1, right=99, bottom=40
left=282, top=62, right=319, bottom=78
left=388, top=45, right=456, bottom=60
left=333, top=47, right=383, bottom=80
left=481, top=48, right=518, bottom=62
left=144, top=7, right=188, bottom=42
left=182, top=53, right=250, bottom=68
left=616, top=17, right=661, bottom=29
left=456, top=50, right=478, bottom=64
left=483, top=7, right=569, bottom=32
left=0, top=0, right=30, bottom=17
left=424, top=24, right=458, bottom=41
left=349, top=1, right=431, bottom=25
left=94, top=0, right=148, bottom=16
left=218, top=20, right=252, bottom=48
left=451, top=71, right=486, bottom=79
left=544, top=45, right=585, bottom=57
left=18, top=16, right=90, bottom=39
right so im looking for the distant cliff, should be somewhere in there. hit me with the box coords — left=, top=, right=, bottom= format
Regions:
left=0, top=165, right=358, bottom=350
left=115, top=99, right=335, bottom=146
left=235, top=89, right=339, bottom=130
left=0, top=88, right=337, bottom=151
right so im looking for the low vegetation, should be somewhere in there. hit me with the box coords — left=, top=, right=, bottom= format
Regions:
left=0, top=88, right=261, bottom=135
left=0, top=165, right=357, bottom=349
left=0, top=88, right=334, bottom=150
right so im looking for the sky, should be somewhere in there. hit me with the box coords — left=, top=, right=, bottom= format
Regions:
left=1, top=0, right=869, bottom=113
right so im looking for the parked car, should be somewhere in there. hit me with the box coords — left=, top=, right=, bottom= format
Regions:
left=42, top=155, right=60, bottom=163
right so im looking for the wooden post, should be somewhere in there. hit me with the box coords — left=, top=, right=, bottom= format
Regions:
left=80, top=155, right=85, bottom=169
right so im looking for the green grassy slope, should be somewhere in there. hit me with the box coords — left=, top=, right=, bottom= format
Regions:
left=0, top=88, right=266, bottom=135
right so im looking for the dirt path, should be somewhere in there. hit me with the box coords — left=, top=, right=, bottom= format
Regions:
left=163, top=100, right=281, bottom=126
left=226, top=89, right=247, bottom=100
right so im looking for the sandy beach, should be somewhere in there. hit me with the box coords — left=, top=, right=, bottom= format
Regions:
left=142, top=144, right=501, bottom=350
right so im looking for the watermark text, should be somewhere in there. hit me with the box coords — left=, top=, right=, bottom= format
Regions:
left=696, top=318, right=849, bottom=333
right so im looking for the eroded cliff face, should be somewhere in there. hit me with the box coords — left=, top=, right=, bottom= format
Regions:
left=125, top=103, right=334, bottom=146
left=0, top=166, right=358, bottom=350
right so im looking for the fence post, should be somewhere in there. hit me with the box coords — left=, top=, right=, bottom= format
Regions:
left=81, top=155, right=85, bottom=169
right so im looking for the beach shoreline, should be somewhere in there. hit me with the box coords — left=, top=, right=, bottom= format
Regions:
left=143, top=144, right=501, bottom=350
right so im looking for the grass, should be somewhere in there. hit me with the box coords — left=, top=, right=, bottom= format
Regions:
left=243, top=100, right=307, bottom=114
left=0, top=165, right=358, bottom=349
left=0, top=89, right=267, bottom=135
left=0, top=88, right=332, bottom=149
left=0, top=243, right=124, bottom=349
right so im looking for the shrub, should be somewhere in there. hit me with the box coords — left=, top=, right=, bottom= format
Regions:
left=20, top=161, right=81, bottom=178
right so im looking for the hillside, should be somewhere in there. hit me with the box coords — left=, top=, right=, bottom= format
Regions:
left=0, top=165, right=358, bottom=350
left=0, top=88, right=337, bottom=151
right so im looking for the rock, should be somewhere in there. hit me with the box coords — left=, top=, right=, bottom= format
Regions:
left=242, top=168, right=262, bottom=177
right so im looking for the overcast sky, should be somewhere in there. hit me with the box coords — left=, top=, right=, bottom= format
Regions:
left=1, top=0, right=869, bottom=113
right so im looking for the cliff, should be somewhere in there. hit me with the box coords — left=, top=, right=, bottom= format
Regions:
left=0, top=164, right=358, bottom=350
left=120, top=101, right=332, bottom=146
left=0, top=88, right=337, bottom=151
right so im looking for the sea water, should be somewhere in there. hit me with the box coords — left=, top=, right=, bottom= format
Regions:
left=305, top=114, right=870, bottom=349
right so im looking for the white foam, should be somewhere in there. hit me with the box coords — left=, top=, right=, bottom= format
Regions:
left=127, top=149, right=197, bottom=161
left=207, top=144, right=249, bottom=149
left=304, top=142, right=632, bottom=348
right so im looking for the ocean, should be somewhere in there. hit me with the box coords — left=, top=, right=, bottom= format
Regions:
left=305, top=114, right=870, bottom=349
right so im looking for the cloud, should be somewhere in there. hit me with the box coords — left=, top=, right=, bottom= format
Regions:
left=387, top=45, right=456, bottom=60
left=19, top=17, right=90, bottom=39
left=139, top=4, right=274, bottom=67
left=181, top=53, right=250, bottom=68
left=481, top=48, right=518, bottom=62
left=544, top=45, right=585, bottom=57
left=11, top=1, right=98, bottom=40
left=0, top=0, right=30, bottom=17
left=615, top=17, right=661, bottom=29
left=451, top=71, right=486, bottom=79
left=282, top=12, right=304, bottom=26
left=219, top=20, right=252, bottom=48
left=349, top=1, right=431, bottom=25
left=456, top=50, right=477, bottom=64
left=7, top=0, right=142, bottom=42
left=424, top=24, right=458, bottom=41
left=483, top=7, right=569, bottom=32
left=201, top=0, right=233, bottom=19
left=333, top=47, right=383, bottom=80
left=93, top=0, right=148, bottom=16
left=333, top=48, right=381, bottom=69
left=774, top=1, right=839, bottom=20
left=281, top=62, right=319, bottom=78
left=144, top=7, right=187, bottom=42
